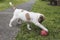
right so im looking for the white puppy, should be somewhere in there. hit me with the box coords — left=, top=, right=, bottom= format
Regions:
left=9, top=2, right=48, bottom=32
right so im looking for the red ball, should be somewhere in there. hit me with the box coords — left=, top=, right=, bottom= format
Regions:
left=40, top=30, right=48, bottom=36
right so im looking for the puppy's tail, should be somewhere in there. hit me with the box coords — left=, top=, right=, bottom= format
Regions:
left=9, top=2, right=16, bottom=10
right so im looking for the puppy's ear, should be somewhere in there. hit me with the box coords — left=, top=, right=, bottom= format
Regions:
left=38, top=15, right=45, bottom=23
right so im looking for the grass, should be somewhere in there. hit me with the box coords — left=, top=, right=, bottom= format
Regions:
left=16, top=0, right=60, bottom=40
left=0, top=0, right=28, bottom=11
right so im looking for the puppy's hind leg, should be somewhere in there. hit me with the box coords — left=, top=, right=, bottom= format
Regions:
left=9, top=16, right=16, bottom=27
left=17, top=19, right=22, bottom=25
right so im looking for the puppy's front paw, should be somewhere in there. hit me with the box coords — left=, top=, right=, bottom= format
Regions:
left=9, top=24, right=12, bottom=27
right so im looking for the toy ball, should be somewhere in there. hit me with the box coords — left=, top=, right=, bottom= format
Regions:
left=40, top=30, right=48, bottom=36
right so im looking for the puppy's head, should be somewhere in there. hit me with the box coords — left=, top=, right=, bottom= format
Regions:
left=38, top=14, right=45, bottom=23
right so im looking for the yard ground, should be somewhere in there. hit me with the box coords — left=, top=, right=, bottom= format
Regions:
left=0, top=0, right=28, bottom=11
left=16, top=0, right=60, bottom=40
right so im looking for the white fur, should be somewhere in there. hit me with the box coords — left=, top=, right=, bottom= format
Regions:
left=9, top=9, right=48, bottom=32
left=9, top=2, right=48, bottom=32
